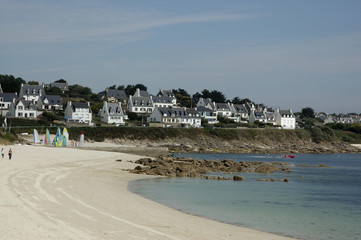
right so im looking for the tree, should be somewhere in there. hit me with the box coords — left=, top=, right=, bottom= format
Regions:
left=109, top=85, right=116, bottom=89
left=124, top=84, right=147, bottom=96
left=28, top=81, right=39, bottom=85
left=0, top=74, right=26, bottom=93
left=55, top=79, right=67, bottom=83
left=210, top=90, right=226, bottom=103
left=232, top=97, right=242, bottom=104
left=239, top=98, right=252, bottom=104
left=301, top=107, right=315, bottom=118
left=173, top=88, right=191, bottom=108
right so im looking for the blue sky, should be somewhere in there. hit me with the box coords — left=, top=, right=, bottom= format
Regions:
left=1, top=0, right=361, bottom=113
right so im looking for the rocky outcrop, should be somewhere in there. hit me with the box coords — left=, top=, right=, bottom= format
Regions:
left=129, top=156, right=291, bottom=180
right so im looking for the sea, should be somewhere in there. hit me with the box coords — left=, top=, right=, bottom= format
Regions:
left=129, top=153, right=361, bottom=240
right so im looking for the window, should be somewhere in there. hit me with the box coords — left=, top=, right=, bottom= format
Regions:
left=18, top=113, right=23, bottom=117
left=30, top=113, right=34, bottom=117
left=18, top=106, right=23, bottom=110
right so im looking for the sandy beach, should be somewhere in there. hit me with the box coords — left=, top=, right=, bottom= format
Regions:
left=0, top=144, right=295, bottom=240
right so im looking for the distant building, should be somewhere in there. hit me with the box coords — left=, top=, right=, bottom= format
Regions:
left=8, top=99, right=41, bottom=119
left=148, top=107, right=201, bottom=128
left=98, top=88, right=127, bottom=103
left=99, top=101, right=125, bottom=125
left=64, top=101, right=92, bottom=125
left=275, top=109, right=296, bottom=129
left=195, top=106, right=218, bottom=124
left=44, top=81, right=69, bottom=92
left=37, top=95, right=63, bottom=111
left=127, top=88, right=154, bottom=115
left=19, top=83, right=45, bottom=102
left=0, top=93, right=18, bottom=109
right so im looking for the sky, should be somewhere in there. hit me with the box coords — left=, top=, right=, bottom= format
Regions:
left=1, top=0, right=361, bottom=114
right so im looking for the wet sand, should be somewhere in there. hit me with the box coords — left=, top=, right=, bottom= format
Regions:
left=0, top=144, right=295, bottom=239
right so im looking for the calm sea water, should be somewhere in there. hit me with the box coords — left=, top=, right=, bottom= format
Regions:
left=129, top=153, right=361, bottom=240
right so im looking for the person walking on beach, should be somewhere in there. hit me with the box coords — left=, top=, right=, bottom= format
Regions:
left=8, top=149, right=12, bottom=160
left=1, top=148, right=4, bottom=158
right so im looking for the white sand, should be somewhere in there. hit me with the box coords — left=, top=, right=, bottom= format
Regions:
left=0, top=144, right=295, bottom=240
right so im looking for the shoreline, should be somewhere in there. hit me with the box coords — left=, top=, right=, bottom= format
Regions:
left=0, top=144, right=296, bottom=240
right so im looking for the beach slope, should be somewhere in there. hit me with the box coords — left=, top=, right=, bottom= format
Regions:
left=0, top=145, right=295, bottom=240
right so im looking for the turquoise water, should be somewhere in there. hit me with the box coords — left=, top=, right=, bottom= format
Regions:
left=129, top=154, right=361, bottom=240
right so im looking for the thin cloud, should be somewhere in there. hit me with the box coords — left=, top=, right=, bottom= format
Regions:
left=0, top=1, right=253, bottom=44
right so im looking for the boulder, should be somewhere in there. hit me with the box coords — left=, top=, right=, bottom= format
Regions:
left=233, top=175, right=245, bottom=181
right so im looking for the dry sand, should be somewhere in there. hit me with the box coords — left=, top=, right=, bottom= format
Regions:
left=0, top=144, right=295, bottom=240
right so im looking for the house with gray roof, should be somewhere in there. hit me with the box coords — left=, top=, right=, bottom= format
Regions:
left=275, top=109, right=296, bottom=129
left=148, top=107, right=201, bottom=128
left=98, top=88, right=127, bottom=103
left=19, top=83, right=45, bottom=102
left=127, top=89, right=154, bottom=115
left=37, top=95, right=63, bottom=111
left=64, top=101, right=93, bottom=125
left=196, top=98, right=216, bottom=110
left=8, top=99, right=41, bottom=119
left=44, top=81, right=69, bottom=92
left=152, top=95, right=176, bottom=108
left=230, top=104, right=249, bottom=122
left=0, top=93, right=18, bottom=109
left=99, top=101, right=125, bottom=125
left=195, top=106, right=218, bottom=124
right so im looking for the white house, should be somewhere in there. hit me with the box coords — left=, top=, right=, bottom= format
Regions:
left=152, top=95, right=176, bottom=108
left=195, top=106, right=218, bottom=124
left=99, top=101, right=125, bottom=125
left=148, top=107, right=201, bottom=128
left=64, top=101, right=92, bottom=125
left=249, top=109, right=267, bottom=123
left=127, top=88, right=154, bottom=115
left=8, top=99, right=41, bottom=119
left=275, top=109, right=296, bottom=129
left=0, top=93, right=18, bottom=109
left=230, top=104, right=249, bottom=122
left=36, top=95, right=63, bottom=111
left=19, top=83, right=45, bottom=102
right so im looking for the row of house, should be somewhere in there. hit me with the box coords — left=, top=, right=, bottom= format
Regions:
left=1, top=83, right=296, bottom=129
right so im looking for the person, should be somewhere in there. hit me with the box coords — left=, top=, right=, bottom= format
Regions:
left=1, top=148, right=4, bottom=158
left=8, top=149, right=12, bottom=160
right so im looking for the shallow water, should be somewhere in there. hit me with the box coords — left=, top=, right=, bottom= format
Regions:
left=129, top=153, right=361, bottom=240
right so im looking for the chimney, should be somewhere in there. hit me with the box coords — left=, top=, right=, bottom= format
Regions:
left=135, top=88, right=140, bottom=97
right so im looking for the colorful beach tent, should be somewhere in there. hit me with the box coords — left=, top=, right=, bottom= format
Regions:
left=62, top=128, right=69, bottom=147
left=44, top=129, right=50, bottom=145
left=52, top=128, right=63, bottom=147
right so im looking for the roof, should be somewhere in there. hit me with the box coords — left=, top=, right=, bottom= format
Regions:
left=158, top=89, right=175, bottom=98
left=106, top=89, right=127, bottom=100
left=42, top=95, right=62, bottom=105
left=106, top=102, right=123, bottom=116
left=15, top=99, right=37, bottom=109
left=233, top=104, right=248, bottom=113
left=131, top=96, right=153, bottom=107
left=216, top=103, right=230, bottom=111
left=279, top=110, right=294, bottom=117
left=20, top=84, right=45, bottom=96
left=152, top=95, right=173, bottom=103
left=0, top=93, right=18, bottom=102
left=72, top=102, right=91, bottom=112
left=254, top=111, right=266, bottom=119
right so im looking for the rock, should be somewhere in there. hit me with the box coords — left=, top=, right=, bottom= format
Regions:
left=278, top=179, right=289, bottom=182
left=233, top=175, right=245, bottom=181
left=258, top=179, right=267, bottom=181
